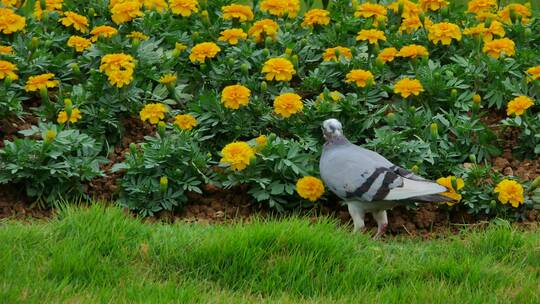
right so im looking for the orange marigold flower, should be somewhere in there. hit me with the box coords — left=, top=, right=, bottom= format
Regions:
left=398, top=44, right=429, bottom=59
left=273, top=92, right=303, bottom=118
left=221, top=4, right=254, bottom=22
left=110, top=1, right=143, bottom=24
left=33, top=0, right=63, bottom=20
left=428, top=22, right=462, bottom=45
left=106, top=70, right=134, bottom=88
left=506, top=96, right=534, bottom=116
left=90, top=25, right=118, bottom=42
left=394, top=77, right=424, bottom=98
left=354, top=3, right=386, bottom=22
left=494, top=179, right=525, bottom=208
left=140, top=103, right=168, bottom=124
left=399, top=16, right=423, bottom=33
left=356, top=29, right=386, bottom=44
left=189, top=42, right=221, bottom=63
left=248, top=19, right=279, bottom=43
left=0, top=60, right=18, bottom=80
left=0, top=8, right=26, bottom=34
left=345, top=69, right=374, bottom=88
left=419, top=0, right=448, bottom=11
left=169, top=0, right=198, bottom=16
left=24, top=73, right=59, bottom=92
left=218, top=28, right=247, bottom=45
left=296, top=176, right=325, bottom=202
left=99, top=53, right=135, bottom=74
left=262, top=58, right=296, bottom=82
left=482, top=38, right=515, bottom=59
left=388, top=0, right=421, bottom=19
left=142, top=0, right=168, bottom=12
left=466, top=0, right=497, bottom=14
left=0, top=45, right=13, bottom=55
left=377, top=47, right=398, bottom=63
left=174, top=114, right=197, bottom=130
left=436, top=176, right=464, bottom=206
left=463, top=23, right=487, bottom=36
left=499, top=3, right=531, bottom=24
left=59, top=11, right=89, bottom=33
left=67, top=36, right=92, bottom=52
left=221, top=84, right=251, bottom=109
left=322, top=46, right=352, bottom=62
left=302, top=9, right=330, bottom=27
left=260, top=0, right=300, bottom=18
left=220, top=141, right=255, bottom=171
left=526, top=66, right=540, bottom=81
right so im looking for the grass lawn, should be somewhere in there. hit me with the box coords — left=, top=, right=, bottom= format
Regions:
left=1, top=205, right=540, bottom=303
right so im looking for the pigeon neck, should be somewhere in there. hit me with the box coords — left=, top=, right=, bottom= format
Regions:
left=326, top=135, right=349, bottom=146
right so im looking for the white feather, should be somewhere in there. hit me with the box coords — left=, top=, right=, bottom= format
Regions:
left=384, top=178, right=447, bottom=200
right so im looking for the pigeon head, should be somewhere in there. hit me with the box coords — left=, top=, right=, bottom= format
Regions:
left=322, top=118, right=344, bottom=141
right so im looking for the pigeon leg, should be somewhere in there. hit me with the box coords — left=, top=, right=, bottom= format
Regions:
left=372, top=210, right=388, bottom=240
left=347, top=202, right=366, bottom=233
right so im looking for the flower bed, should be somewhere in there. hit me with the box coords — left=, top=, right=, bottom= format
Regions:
left=0, top=0, right=540, bottom=220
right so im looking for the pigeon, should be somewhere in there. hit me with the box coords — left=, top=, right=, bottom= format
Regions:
left=319, top=118, right=455, bottom=238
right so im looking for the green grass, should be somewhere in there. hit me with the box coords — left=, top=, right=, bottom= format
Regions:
left=1, top=205, right=540, bottom=303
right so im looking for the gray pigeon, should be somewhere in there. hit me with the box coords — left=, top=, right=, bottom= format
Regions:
left=319, top=118, right=454, bottom=238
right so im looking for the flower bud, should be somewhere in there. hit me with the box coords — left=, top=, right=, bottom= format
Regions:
left=469, top=154, right=477, bottom=164
left=285, top=48, right=293, bottom=57
left=4, top=75, right=12, bottom=87
left=192, top=31, right=199, bottom=40
left=240, top=63, right=249, bottom=75
left=351, top=0, right=358, bottom=10
left=44, top=130, right=57, bottom=142
left=264, top=36, right=273, bottom=47
left=386, top=112, right=395, bottom=124
left=64, top=98, right=73, bottom=111
left=159, top=176, right=168, bottom=193
left=262, top=48, right=270, bottom=57
left=530, top=176, right=540, bottom=191
left=472, top=94, right=481, bottom=104
left=335, top=22, right=342, bottom=31
left=31, top=37, right=39, bottom=50
left=201, top=10, right=210, bottom=24
left=227, top=57, right=235, bottom=66
left=261, top=81, right=267, bottom=93
left=411, top=165, right=419, bottom=174
left=440, top=7, right=449, bottom=17
left=524, top=28, right=532, bottom=38
left=88, top=8, right=96, bottom=17
left=291, top=55, right=299, bottom=67
left=451, top=89, right=458, bottom=99
left=430, top=123, right=439, bottom=138
left=70, top=63, right=80, bottom=76
left=157, top=121, right=166, bottom=137
left=129, top=142, right=138, bottom=155
left=132, top=39, right=140, bottom=48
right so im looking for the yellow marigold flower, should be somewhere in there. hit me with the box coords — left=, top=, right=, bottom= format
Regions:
left=506, top=96, right=534, bottom=116
left=526, top=66, right=540, bottom=81
left=260, top=0, right=300, bottom=18
left=428, top=22, right=462, bottom=45
left=24, top=73, right=59, bottom=92
left=59, top=11, right=89, bottom=33
left=494, top=179, right=525, bottom=208
left=436, top=176, right=464, bottom=206
left=473, top=94, right=482, bottom=104
left=482, top=38, right=515, bottom=59
left=463, top=23, right=487, bottom=36
left=273, top=92, right=303, bottom=118
left=33, top=0, right=63, bottom=20
left=248, top=19, right=279, bottom=43
left=399, top=16, right=423, bottom=33
left=322, top=46, right=352, bottom=62
left=110, top=1, right=143, bottom=24
left=142, top=0, right=168, bottom=12
left=484, top=21, right=505, bottom=41
left=90, top=25, right=118, bottom=42
left=318, top=91, right=343, bottom=102
left=354, top=3, right=386, bottom=22
left=499, top=3, right=531, bottom=24
left=67, top=36, right=92, bottom=52
left=394, top=77, right=424, bottom=98
left=0, top=45, right=13, bottom=55
left=419, top=0, right=448, bottom=11
left=159, top=73, right=177, bottom=85
left=345, top=69, right=374, bottom=88
left=255, top=135, right=268, bottom=151
left=0, top=8, right=26, bottom=34
left=388, top=0, right=421, bottom=19
left=475, top=11, right=499, bottom=22
left=356, top=29, right=386, bottom=44
left=140, top=103, right=168, bottom=124
left=189, top=42, right=221, bottom=64
left=466, top=0, right=497, bottom=14
left=220, top=141, right=255, bottom=171
left=222, top=4, right=254, bottom=22
left=44, top=130, right=57, bottom=142
left=302, top=9, right=330, bottom=27
left=107, top=70, right=133, bottom=88
left=0, top=60, right=18, bottom=80
left=377, top=47, right=398, bottom=63
left=57, top=108, right=82, bottom=124
left=1, top=0, right=19, bottom=7
left=296, top=176, right=325, bottom=202
left=99, top=53, right=135, bottom=75
left=169, top=0, right=198, bottom=17
left=398, top=44, right=429, bottom=59
left=174, top=114, right=197, bottom=130
left=221, top=84, right=251, bottom=109
left=218, top=28, right=247, bottom=45
left=127, top=31, right=149, bottom=41
left=262, top=58, right=296, bottom=82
